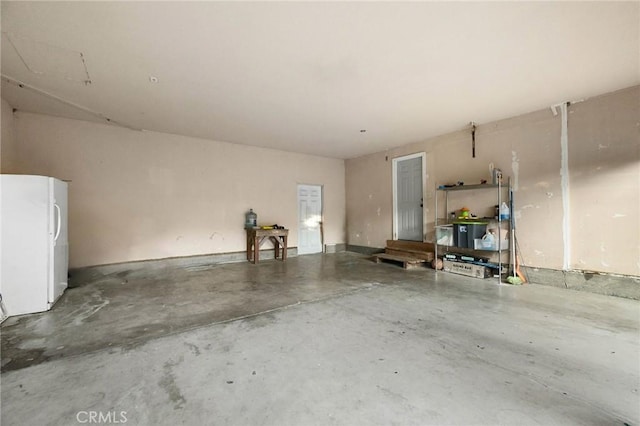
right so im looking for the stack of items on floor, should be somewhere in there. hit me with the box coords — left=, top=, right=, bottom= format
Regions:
left=372, top=240, right=435, bottom=269
left=441, top=252, right=498, bottom=279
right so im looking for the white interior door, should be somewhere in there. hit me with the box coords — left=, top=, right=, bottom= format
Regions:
left=393, top=154, right=425, bottom=241
left=297, top=184, right=323, bottom=255
left=49, top=178, right=68, bottom=307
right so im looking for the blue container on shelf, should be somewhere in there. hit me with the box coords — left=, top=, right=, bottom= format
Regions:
left=499, top=202, right=510, bottom=220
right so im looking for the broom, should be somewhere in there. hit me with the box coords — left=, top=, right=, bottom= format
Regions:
left=506, top=186, right=526, bottom=285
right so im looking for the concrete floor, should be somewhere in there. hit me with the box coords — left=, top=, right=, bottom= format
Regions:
left=1, top=252, right=639, bottom=425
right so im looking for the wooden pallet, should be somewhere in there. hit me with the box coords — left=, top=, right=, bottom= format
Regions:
left=386, top=240, right=435, bottom=253
left=385, top=240, right=434, bottom=262
left=372, top=253, right=426, bottom=269
left=385, top=247, right=434, bottom=262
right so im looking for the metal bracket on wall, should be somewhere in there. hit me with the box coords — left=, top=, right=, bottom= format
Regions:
left=470, top=121, right=477, bottom=158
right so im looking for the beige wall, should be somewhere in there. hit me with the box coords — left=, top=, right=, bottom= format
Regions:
left=346, top=86, right=639, bottom=276
left=1, top=98, right=19, bottom=173
left=14, top=112, right=346, bottom=268
left=568, top=88, right=640, bottom=273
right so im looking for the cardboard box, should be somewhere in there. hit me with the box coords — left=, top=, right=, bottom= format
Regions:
left=443, top=259, right=492, bottom=279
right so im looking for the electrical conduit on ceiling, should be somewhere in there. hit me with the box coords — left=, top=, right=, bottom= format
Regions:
left=1, top=74, right=140, bottom=131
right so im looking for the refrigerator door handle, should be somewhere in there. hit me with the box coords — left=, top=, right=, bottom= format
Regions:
left=54, top=203, right=62, bottom=241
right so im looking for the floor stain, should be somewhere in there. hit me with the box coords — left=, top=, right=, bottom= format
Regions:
left=0, top=253, right=399, bottom=373
left=184, top=342, right=200, bottom=356
left=158, top=357, right=186, bottom=410
left=241, top=312, right=278, bottom=330
left=1, top=348, right=48, bottom=371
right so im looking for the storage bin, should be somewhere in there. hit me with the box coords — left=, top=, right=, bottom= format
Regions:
left=473, top=238, right=509, bottom=251
left=436, top=225, right=454, bottom=246
left=453, top=221, right=487, bottom=248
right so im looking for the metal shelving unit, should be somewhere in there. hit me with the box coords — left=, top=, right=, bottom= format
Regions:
left=434, top=179, right=512, bottom=281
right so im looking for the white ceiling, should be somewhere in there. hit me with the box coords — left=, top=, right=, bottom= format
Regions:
left=1, top=2, right=638, bottom=159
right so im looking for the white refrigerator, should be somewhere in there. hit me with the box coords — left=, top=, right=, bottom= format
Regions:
left=0, top=175, right=68, bottom=318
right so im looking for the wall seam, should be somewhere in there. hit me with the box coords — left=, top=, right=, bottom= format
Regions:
left=559, top=102, right=571, bottom=271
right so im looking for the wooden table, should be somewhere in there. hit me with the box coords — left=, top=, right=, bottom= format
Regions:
left=246, top=228, right=289, bottom=264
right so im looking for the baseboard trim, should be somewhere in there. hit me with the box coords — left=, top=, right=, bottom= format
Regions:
left=346, top=245, right=385, bottom=256
left=522, top=266, right=640, bottom=300
left=325, top=243, right=346, bottom=253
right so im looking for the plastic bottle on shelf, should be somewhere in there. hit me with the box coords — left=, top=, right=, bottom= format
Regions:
left=499, top=202, right=510, bottom=220
left=481, top=231, right=496, bottom=250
